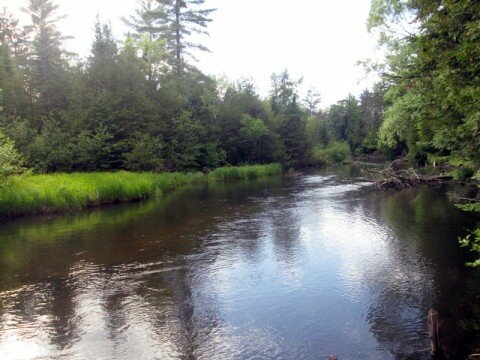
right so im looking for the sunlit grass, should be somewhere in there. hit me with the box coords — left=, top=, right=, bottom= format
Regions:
left=207, top=163, right=282, bottom=182
left=0, top=164, right=282, bottom=218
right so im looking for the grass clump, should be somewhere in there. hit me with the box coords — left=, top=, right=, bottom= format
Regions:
left=207, top=163, right=282, bottom=182
left=0, top=164, right=281, bottom=218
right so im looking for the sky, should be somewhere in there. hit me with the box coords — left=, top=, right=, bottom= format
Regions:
left=5, top=0, right=380, bottom=106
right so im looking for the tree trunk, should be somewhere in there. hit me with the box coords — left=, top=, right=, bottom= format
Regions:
left=174, top=0, right=182, bottom=75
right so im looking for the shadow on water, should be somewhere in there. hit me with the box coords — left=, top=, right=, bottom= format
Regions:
left=0, top=168, right=479, bottom=359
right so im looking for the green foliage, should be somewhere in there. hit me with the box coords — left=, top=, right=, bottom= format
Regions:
left=270, top=70, right=303, bottom=115
left=0, top=131, right=27, bottom=181
left=459, top=226, right=480, bottom=267
left=474, top=171, right=480, bottom=181
left=71, top=127, right=117, bottom=171
left=0, top=0, right=388, bottom=174
left=24, top=0, right=70, bottom=115
left=303, top=87, right=321, bottom=115
left=325, top=95, right=363, bottom=152
left=124, top=134, right=164, bottom=171
left=216, top=78, right=276, bottom=165
left=451, top=167, right=475, bottom=181
left=378, top=90, right=417, bottom=149
left=0, top=164, right=281, bottom=218
left=238, top=114, right=269, bottom=162
left=207, top=163, right=282, bottom=182
left=312, top=141, right=351, bottom=164
left=135, top=0, right=216, bottom=74
left=0, top=10, right=30, bottom=118
left=164, top=110, right=203, bottom=170
left=370, top=0, right=480, bottom=164
left=358, top=87, right=385, bottom=154
left=199, top=142, right=226, bottom=169
left=28, top=117, right=75, bottom=172
left=456, top=184, right=480, bottom=267
left=239, top=114, right=269, bottom=139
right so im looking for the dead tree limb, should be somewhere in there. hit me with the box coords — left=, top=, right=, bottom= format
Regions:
left=362, top=165, right=453, bottom=189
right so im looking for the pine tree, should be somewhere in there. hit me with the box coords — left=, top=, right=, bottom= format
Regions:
left=88, top=18, right=118, bottom=92
left=23, top=0, right=70, bottom=117
left=123, top=1, right=166, bottom=84
left=303, top=87, right=321, bottom=116
left=0, top=9, right=30, bottom=117
left=156, top=0, right=215, bottom=74
left=270, top=70, right=303, bottom=115
left=123, top=0, right=164, bottom=41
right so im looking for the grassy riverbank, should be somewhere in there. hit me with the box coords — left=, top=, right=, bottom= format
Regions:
left=0, top=164, right=282, bottom=218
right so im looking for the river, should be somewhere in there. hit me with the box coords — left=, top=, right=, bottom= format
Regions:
left=0, top=166, right=479, bottom=359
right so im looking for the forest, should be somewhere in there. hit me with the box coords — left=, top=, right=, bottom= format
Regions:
left=0, top=0, right=478, bottom=172
left=1, top=1, right=480, bottom=358
left=0, top=0, right=388, bottom=176
left=0, top=0, right=479, bottom=215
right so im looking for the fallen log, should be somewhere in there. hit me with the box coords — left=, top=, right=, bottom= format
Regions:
left=362, top=165, right=453, bottom=189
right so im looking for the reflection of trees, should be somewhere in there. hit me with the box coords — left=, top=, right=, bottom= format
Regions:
left=264, top=178, right=306, bottom=266
left=0, top=176, right=282, bottom=357
left=270, top=206, right=302, bottom=265
left=160, top=264, right=203, bottom=358
left=349, top=186, right=480, bottom=358
left=47, top=276, right=82, bottom=350
left=0, top=276, right=82, bottom=352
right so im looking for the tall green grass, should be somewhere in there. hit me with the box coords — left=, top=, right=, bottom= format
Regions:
left=0, top=164, right=282, bottom=218
left=207, top=163, right=282, bottom=182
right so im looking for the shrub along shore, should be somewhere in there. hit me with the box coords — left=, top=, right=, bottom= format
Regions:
left=0, top=164, right=282, bottom=219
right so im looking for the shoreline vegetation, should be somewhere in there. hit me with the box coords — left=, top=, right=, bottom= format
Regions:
left=0, top=164, right=282, bottom=219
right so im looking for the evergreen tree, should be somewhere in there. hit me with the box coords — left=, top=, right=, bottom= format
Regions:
left=303, top=87, right=321, bottom=116
left=123, top=0, right=164, bottom=40
left=123, top=0, right=166, bottom=83
left=0, top=9, right=30, bottom=117
left=270, top=70, right=303, bottom=115
left=155, top=0, right=215, bottom=74
left=23, top=0, right=70, bottom=117
left=0, top=130, right=27, bottom=181
left=278, top=99, right=308, bottom=167
left=88, top=18, right=118, bottom=93
left=359, top=87, right=384, bottom=153
left=269, top=71, right=308, bottom=166
left=217, top=79, right=270, bottom=164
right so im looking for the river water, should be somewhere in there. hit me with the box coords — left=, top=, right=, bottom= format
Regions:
left=0, top=166, right=479, bottom=359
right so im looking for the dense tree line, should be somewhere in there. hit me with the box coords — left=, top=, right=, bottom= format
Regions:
left=368, top=0, right=480, bottom=169
left=368, top=0, right=480, bottom=271
left=0, top=0, right=386, bottom=174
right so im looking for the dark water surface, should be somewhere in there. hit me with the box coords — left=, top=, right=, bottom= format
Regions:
left=1, top=166, right=479, bottom=359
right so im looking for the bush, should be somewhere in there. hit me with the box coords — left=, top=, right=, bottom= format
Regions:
left=312, top=141, right=351, bottom=164
left=0, top=131, right=27, bottom=182
left=124, top=134, right=164, bottom=171
left=474, top=170, right=480, bottom=181
left=451, top=166, right=475, bottom=181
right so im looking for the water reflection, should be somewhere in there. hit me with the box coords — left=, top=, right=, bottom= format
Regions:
left=0, top=168, right=479, bottom=359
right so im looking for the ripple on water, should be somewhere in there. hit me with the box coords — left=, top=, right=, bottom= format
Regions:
left=1, top=168, right=479, bottom=359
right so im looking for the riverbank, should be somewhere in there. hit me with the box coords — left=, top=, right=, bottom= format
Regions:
left=0, top=164, right=282, bottom=219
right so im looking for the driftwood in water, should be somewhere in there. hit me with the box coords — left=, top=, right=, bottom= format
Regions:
left=362, top=165, right=452, bottom=189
